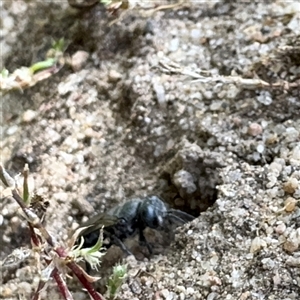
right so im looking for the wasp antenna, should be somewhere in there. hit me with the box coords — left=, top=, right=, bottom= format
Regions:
left=167, top=209, right=195, bottom=223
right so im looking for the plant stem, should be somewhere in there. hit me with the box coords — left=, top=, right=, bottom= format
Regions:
left=66, top=261, right=105, bottom=300
left=1, top=164, right=105, bottom=300
left=52, top=268, right=74, bottom=300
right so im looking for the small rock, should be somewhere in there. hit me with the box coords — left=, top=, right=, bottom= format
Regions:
left=287, top=14, right=300, bottom=35
left=169, top=38, right=180, bottom=52
left=1, top=286, right=13, bottom=297
left=186, top=287, right=195, bottom=295
left=283, top=178, right=298, bottom=194
left=153, top=82, right=166, bottom=108
left=291, top=145, right=300, bottom=161
left=63, top=136, right=79, bottom=152
left=262, top=257, right=276, bottom=270
left=19, top=281, right=33, bottom=294
left=207, top=292, right=219, bottom=300
left=71, top=51, right=89, bottom=72
left=46, top=128, right=61, bottom=143
left=284, top=228, right=300, bottom=252
left=2, top=15, right=14, bottom=31
left=173, top=170, right=197, bottom=194
left=53, top=192, right=69, bottom=202
left=247, top=123, right=262, bottom=136
left=190, top=28, right=201, bottom=41
left=175, top=285, right=186, bottom=293
left=283, top=240, right=298, bottom=253
left=256, top=144, right=265, bottom=153
left=84, top=127, right=101, bottom=139
left=275, top=223, right=286, bottom=235
left=160, top=289, right=170, bottom=299
left=210, top=101, right=223, bottom=111
left=22, top=109, right=37, bottom=123
left=108, top=69, right=122, bottom=82
left=286, top=256, right=300, bottom=267
left=226, top=84, right=240, bottom=99
left=58, top=151, right=74, bottom=165
left=256, top=90, right=273, bottom=105
left=250, top=236, right=267, bottom=253
left=72, top=292, right=89, bottom=300
left=269, top=162, right=283, bottom=174
left=285, top=127, right=299, bottom=143
left=6, top=125, right=18, bottom=135
left=232, top=116, right=242, bottom=127
left=284, top=197, right=297, bottom=212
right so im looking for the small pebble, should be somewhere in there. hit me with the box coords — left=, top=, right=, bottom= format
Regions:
left=108, top=70, right=122, bottom=82
left=250, top=236, right=267, bottom=253
left=283, top=240, right=298, bottom=253
left=190, top=28, right=201, bottom=41
left=160, top=289, right=170, bottom=299
left=71, top=51, right=89, bottom=72
left=257, top=90, right=273, bottom=105
left=2, top=15, right=14, bottom=30
left=169, top=38, right=180, bottom=52
left=275, top=223, right=286, bottom=235
left=210, top=101, right=223, bottom=111
left=176, top=285, right=186, bottom=293
left=207, top=292, right=219, bottom=300
left=269, top=162, right=283, bottom=174
left=283, top=178, right=298, bottom=194
left=248, top=123, right=262, bottom=136
left=1, top=287, right=13, bottom=297
left=6, top=125, right=18, bottom=135
left=285, top=127, right=299, bottom=143
left=58, top=151, right=73, bottom=165
left=291, top=145, right=300, bottom=161
left=18, top=281, right=32, bottom=294
left=153, top=82, right=166, bottom=108
left=173, top=170, right=197, bottom=194
left=256, top=144, right=265, bottom=154
left=284, top=197, right=297, bottom=212
left=22, top=109, right=37, bottom=123
left=186, top=287, right=195, bottom=295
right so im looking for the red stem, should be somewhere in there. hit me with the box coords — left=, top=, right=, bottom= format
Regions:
left=31, top=280, right=46, bottom=300
left=52, top=268, right=74, bottom=300
left=28, top=223, right=41, bottom=247
left=67, top=262, right=105, bottom=300
left=31, top=267, right=73, bottom=300
left=7, top=182, right=104, bottom=300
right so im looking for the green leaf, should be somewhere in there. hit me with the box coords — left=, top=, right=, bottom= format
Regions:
left=29, top=58, right=56, bottom=73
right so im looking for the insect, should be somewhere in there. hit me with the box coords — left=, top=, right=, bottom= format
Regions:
left=77, top=195, right=195, bottom=257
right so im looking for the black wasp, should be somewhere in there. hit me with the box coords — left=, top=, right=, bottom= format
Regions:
left=77, top=195, right=195, bottom=258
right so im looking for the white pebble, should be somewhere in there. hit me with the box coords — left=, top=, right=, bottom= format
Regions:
left=250, top=237, right=267, bottom=253
left=22, top=110, right=37, bottom=123
left=153, top=82, right=166, bottom=108
left=186, top=287, right=195, bottom=295
left=257, top=144, right=265, bottom=153
left=169, top=38, right=180, bottom=52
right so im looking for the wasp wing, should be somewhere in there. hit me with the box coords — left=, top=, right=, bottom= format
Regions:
left=77, top=213, right=119, bottom=239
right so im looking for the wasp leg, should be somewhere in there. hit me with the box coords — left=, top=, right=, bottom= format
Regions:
left=138, top=229, right=153, bottom=255
left=113, top=236, right=133, bottom=256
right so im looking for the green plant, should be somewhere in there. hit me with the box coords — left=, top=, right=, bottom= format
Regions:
left=0, top=164, right=106, bottom=300
left=106, top=264, right=128, bottom=299
left=0, top=39, right=65, bottom=93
